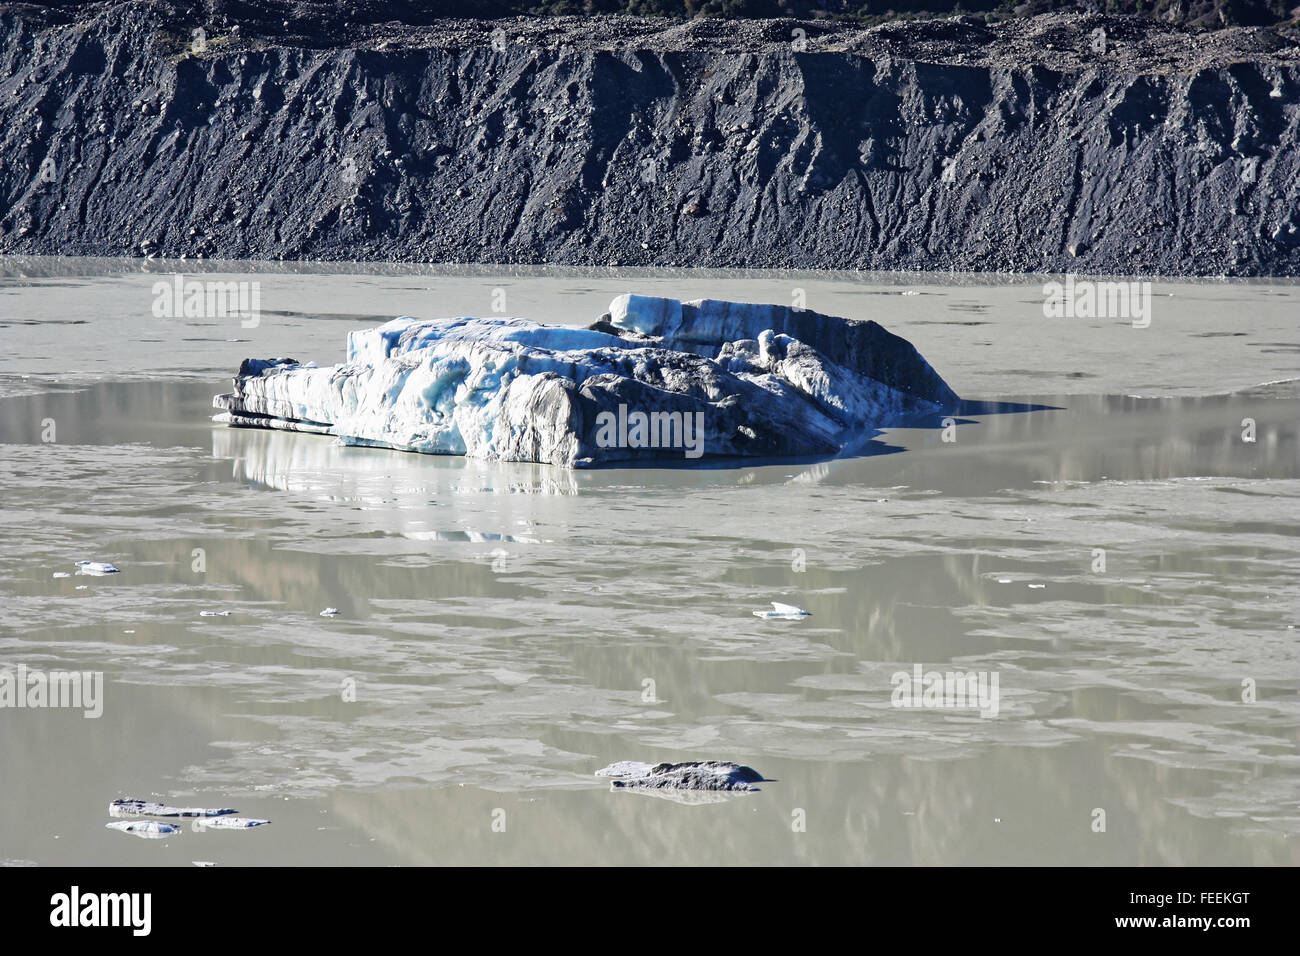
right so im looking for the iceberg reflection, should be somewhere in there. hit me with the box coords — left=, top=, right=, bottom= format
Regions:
left=211, top=425, right=581, bottom=500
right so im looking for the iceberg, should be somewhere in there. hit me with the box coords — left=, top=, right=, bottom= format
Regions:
left=213, top=295, right=959, bottom=468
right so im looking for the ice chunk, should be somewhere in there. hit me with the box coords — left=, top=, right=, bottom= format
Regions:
left=199, top=609, right=230, bottom=617
left=319, top=608, right=340, bottom=617
left=105, top=820, right=180, bottom=838
left=596, top=760, right=764, bottom=792
left=75, top=561, right=119, bottom=575
left=595, top=760, right=658, bottom=779
left=752, top=602, right=811, bottom=619
left=607, top=294, right=683, bottom=338
left=109, top=799, right=237, bottom=819
left=194, top=817, right=270, bottom=829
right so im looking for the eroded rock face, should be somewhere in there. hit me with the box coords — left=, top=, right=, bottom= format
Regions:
left=212, top=294, right=958, bottom=467
left=0, top=8, right=1296, bottom=275
left=596, top=761, right=765, bottom=792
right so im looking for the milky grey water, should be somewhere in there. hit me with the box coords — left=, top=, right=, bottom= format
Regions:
left=1, top=258, right=1297, bottom=865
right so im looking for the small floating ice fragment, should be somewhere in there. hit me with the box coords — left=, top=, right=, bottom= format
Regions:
left=1027, top=584, right=1046, bottom=589
left=52, top=572, right=71, bottom=578
left=199, top=610, right=231, bottom=617
left=597, top=760, right=764, bottom=793
left=752, top=602, right=810, bottom=619
left=105, top=820, right=179, bottom=839
left=319, top=608, right=340, bottom=617
left=75, top=561, right=120, bottom=575
left=193, top=861, right=217, bottom=867
left=997, top=578, right=1012, bottom=584
left=195, top=817, right=270, bottom=829
left=110, top=799, right=237, bottom=819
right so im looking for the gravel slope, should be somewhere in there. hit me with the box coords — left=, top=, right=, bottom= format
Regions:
left=1, top=4, right=1298, bottom=274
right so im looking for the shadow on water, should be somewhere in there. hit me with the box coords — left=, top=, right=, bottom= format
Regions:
left=613, top=399, right=1064, bottom=472
left=578, top=430, right=907, bottom=472
left=582, top=402, right=1064, bottom=471
left=890, top=398, right=1065, bottom=434
left=954, top=399, right=1064, bottom=416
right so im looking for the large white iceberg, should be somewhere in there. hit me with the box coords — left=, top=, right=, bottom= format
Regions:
left=212, top=294, right=958, bottom=468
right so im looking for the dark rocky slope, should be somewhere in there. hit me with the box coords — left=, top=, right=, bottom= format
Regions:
left=1, top=4, right=1298, bottom=275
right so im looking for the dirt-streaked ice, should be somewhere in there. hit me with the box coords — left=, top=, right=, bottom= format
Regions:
left=109, top=799, right=238, bottom=819
left=213, top=295, right=957, bottom=467
left=596, top=760, right=764, bottom=792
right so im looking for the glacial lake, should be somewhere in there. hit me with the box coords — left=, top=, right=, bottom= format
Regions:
left=0, top=258, right=1297, bottom=865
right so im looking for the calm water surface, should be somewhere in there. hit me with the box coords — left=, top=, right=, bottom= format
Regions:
left=0, top=259, right=1296, bottom=865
